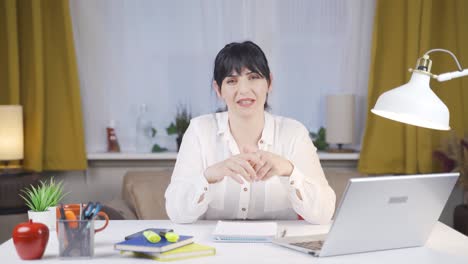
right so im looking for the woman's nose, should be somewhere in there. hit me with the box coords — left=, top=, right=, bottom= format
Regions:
left=238, top=78, right=251, bottom=93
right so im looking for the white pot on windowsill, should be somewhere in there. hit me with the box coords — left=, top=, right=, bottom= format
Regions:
left=28, top=206, right=56, bottom=231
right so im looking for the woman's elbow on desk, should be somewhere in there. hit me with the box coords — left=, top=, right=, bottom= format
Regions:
left=297, top=200, right=335, bottom=225
left=301, top=208, right=335, bottom=225
left=168, top=215, right=199, bottom=224
left=298, top=190, right=336, bottom=225
left=166, top=204, right=200, bottom=224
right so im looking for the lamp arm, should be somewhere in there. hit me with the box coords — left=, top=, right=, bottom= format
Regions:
left=420, top=49, right=468, bottom=82
left=424, top=49, right=464, bottom=71
left=436, top=69, right=468, bottom=82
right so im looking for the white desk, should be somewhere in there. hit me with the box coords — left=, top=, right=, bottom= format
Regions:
left=1, top=220, right=467, bottom=263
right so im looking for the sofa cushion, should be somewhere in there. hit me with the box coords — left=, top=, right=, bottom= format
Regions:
left=123, top=170, right=173, bottom=220
left=322, top=167, right=364, bottom=208
left=103, top=199, right=138, bottom=220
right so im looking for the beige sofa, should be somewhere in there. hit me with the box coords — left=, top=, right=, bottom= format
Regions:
left=103, top=170, right=172, bottom=220
left=103, top=168, right=363, bottom=220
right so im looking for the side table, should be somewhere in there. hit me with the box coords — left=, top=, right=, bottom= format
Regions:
left=0, top=170, right=41, bottom=243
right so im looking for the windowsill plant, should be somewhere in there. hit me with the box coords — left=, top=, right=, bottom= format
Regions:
left=310, top=127, right=329, bottom=151
left=166, top=105, right=192, bottom=151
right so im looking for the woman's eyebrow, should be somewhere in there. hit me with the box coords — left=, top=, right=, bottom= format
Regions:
left=227, top=71, right=259, bottom=77
left=246, top=71, right=262, bottom=76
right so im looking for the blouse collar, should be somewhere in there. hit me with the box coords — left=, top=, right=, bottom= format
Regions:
left=216, top=111, right=274, bottom=146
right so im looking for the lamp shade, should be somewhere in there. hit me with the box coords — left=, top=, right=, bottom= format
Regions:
left=326, top=94, right=355, bottom=145
left=0, top=105, right=24, bottom=160
left=371, top=72, right=450, bottom=130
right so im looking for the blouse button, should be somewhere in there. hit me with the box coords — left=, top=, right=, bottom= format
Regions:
left=259, top=139, right=264, bottom=144
left=241, top=208, right=246, bottom=212
left=290, top=180, right=295, bottom=185
left=243, top=187, right=248, bottom=192
left=204, top=187, right=208, bottom=191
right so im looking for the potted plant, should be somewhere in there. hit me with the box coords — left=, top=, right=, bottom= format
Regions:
left=166, top=105, right=192, bottom=151
left=433, top=135, right=468, bottom=235
left=19, top=177, right=68, bottom=231
left=309, top=127, right=329, bottom=151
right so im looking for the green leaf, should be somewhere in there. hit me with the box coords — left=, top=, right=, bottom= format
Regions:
left=19, top=177, right=68, bottom=211
left=19, top=193, right=34, bottom=210
left=166, top=104, right=192, bottom=137
left=166, top=123, right=177, bottom=135
left=318, top=127, right=326, bottom=139
left=152, top=144, right=168, bottom=153
left=310, top=127, right=328, bottom=151
left=151, top=127, right=157, bottom=138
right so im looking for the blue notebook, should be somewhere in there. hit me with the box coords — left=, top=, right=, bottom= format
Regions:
left=114, top=235, right=194, bottom=253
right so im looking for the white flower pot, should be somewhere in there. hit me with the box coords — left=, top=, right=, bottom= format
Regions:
left=28, top=208, right=56, bottom=231
left=48, top=206, right=57, bottom=230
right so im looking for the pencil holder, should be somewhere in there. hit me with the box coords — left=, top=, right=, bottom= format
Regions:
left=57, top=219, right=94, bottom=258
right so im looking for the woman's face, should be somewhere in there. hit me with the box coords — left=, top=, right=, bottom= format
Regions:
left=215, top=67, right=271, bottom=118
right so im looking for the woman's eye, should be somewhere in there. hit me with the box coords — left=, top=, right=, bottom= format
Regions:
left=226, top=79, right=236, bottom=84
left=249, top=74, right=261, bottom=80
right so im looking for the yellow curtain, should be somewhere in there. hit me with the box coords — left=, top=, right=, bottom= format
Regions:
left=0, top=0, right=87, bottom=171
left=359, top=0, right=468, bottom=174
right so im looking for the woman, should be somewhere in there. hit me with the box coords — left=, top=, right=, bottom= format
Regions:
left=165, top=41, right=336, bottom=224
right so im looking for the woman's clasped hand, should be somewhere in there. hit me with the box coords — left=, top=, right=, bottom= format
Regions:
left=204, top=146, right=293, bottom=184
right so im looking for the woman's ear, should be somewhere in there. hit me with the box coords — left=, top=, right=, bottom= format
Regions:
left=213, top=80, right=222, bottom=98
left=268, top=73, right=273, bottom=93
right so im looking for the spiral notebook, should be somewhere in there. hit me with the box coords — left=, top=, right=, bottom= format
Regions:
left=212, top=221, right=278, bottom=242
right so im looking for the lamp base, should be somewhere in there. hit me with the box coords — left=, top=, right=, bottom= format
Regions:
left=1, top=160, right=22, bottom=175
left=327, top=143, right=356, bottom=153
left=327, top=148, right=356, bottom=153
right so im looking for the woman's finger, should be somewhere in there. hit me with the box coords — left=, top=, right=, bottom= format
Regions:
left=227, top=170, right=244, bottom=184
left=256, top=161, right=272, bottom=181
left=250, top=152, right=266, bottom=174
left=226, top=160, right=251, bottom=182
left=262, top=168, right=276, bottom=181
left=242, top=152, right=262, bottom=166
left=221, top=167, right=244, bottom=184
left=237, top=153, right=261, bottom=171
left=254, top=158, right=266, bottom=173
left=235, top=158, right=257, bottom=178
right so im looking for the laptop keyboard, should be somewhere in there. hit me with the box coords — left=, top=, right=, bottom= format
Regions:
left=292, top=240, right=324, bottom=251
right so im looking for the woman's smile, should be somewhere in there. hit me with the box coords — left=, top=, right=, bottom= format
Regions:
left=237, top=98, right=256, bottom=107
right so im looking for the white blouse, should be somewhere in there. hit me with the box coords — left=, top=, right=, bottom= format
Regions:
left=164, top=111, right=336, bottom=224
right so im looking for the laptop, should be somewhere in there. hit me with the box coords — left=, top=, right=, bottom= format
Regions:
left=273, top=172, right=459, bottom=257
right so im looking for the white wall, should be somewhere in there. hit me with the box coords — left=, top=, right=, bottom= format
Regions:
left=69, top=0, right=376, bottom=153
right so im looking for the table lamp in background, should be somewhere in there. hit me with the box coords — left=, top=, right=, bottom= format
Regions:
left=0, top=105, right=41, bottom=214
left=326, top=94, right=356, bottom=152
left=0, top=105, right=24, bottom=172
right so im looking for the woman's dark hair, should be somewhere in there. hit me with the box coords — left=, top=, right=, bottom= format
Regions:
left=213, top=41, right=271, bottom=109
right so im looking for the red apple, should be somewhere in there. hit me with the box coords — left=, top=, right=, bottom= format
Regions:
left=12, top=219, right=49, bottom=260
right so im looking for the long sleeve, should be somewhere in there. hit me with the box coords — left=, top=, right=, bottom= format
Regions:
left=286, top=125, right=336, bottom=224
left=164, top=123, right=212, bottom=223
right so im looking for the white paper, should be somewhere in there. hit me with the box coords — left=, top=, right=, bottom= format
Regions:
left=213, top=221, right=278, bottom=238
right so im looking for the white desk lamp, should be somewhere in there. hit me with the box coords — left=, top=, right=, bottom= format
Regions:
left=371, top=49, right=468, bottom=130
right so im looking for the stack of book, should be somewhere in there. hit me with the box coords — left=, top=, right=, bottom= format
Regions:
left=114, top=229, right=216, bottom=262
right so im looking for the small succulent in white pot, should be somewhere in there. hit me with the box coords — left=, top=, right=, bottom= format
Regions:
left=20, top=177, right=68, bottom=230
